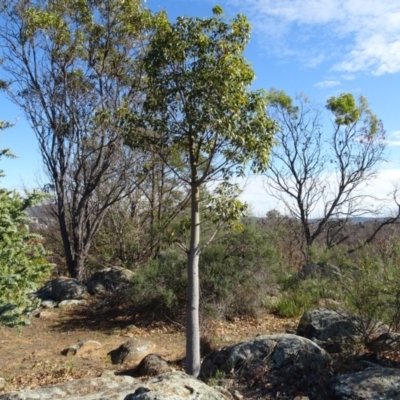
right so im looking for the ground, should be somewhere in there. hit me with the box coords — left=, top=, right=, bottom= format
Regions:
left=0, top=299, right=299, bottom=393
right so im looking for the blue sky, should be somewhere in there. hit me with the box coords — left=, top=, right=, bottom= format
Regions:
left=1, top=0, right=400, bottom=215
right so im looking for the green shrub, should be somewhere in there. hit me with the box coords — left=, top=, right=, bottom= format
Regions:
left=130, top=249, right=187, bottom=316
left=0, top=189, right=53, bottom=326
left=200, top=221, right=280, bottom=319
left=339, top=242, right=400, bottom=336
left=130, top=220, right=281, bottom=319
left=268, top=277, right=337, bottom=317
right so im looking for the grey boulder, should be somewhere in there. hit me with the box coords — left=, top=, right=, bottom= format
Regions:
left=332, top=367, right=400, bottom=400
left=87, top=266, right=134, bottom=295
left=136, top=354, right=172, bottom=377
left=0, top=372, right=232, bottom=400
left=58, top=299, right=87, bottom=308
left=0, top=375, right=138, bottom=400
left=109, top=338, right=155, bottom=365
left=51, top=277, right=87, bottom=301
left=297, top=308, right=388, bottom=353
left=200, top=333, right=331, bottom=380
left=124, top=372, right=232, bottom=399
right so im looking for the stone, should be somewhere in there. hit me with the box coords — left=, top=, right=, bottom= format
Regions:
left=331, top=367, right=400, bottom=400
left=61, top=340, right=102, bottom=356
left=86, top=280, right=107, bottom=295
left=136, top=354, right=172, bottom=377
left=58, top=300, right=87, bottom=308
left=51, top=276, right=87, bottom=301
left=0, top=372, right=232, bottom=400
left=101, top=370, right=117, bottom=378
left=28, top=280, right=53, bottom=301
left=0, top=375, right=138, bottom=400
left=41, top=300, right=58, bottom=309
left=86, top=266, right=134, bottom=295
left=108, top=338, right=155, bottom=365
left=200, top=334, right=331, bottom=380
left=124, top=372, right=232, bottom=400
left=296, top=308, right=388, bottom=353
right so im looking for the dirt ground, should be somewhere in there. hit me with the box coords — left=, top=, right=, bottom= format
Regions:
left=0, top=299, right=299, bottom=393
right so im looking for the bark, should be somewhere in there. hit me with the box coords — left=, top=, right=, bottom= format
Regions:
left=186, top=183, right=201, bottom=377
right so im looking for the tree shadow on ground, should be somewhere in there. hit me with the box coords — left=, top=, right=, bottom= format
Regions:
left=49, top=296, right=185, bottom=334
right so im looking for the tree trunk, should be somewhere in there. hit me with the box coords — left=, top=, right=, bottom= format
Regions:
left=186, top=183, right=201, bottom=377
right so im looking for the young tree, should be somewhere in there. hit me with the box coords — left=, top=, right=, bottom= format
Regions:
left=0, top=0, right=156, bottom=280
left=265, top=91, right=397, bottom=256
left=128, top=7, right=277, bottom=376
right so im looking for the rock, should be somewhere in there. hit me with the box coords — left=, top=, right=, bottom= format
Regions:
left=52, top=276, right=87, bottom=301
left=200, top=334, right=331, bottom=380
left=41, top=300, right=58, bottom=309
left=87, top=280, right=108, bottom=295
left=0, top=372, right=232, bottom=400
left=58, top=299, right=87, bottom=308
left=61, top=340, right=102, bottom=356
left=87, top=266, right=134, bottom=295
left=297, top=262, right=341, bottom=281
left=101, top=370, right=117, bottom=378
left=332, top=367, right=400, bottom=400
left=0, top=375, right=138, bottom=400
left=136, top=354, right=172, bottom=377
left=0, top=377, right=5, bottom=390
left=28, top=280, right=53, bottom=301
left=109, top=338, right=155, bottom=365
left=296, top=308, right=388, bottom=353
left=367, top=332, right=400, bottom=353
left=124, top=372, right=232, bottom=400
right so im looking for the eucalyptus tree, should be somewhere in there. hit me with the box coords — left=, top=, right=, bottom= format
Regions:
left=265, top=91, right=397, bottom=256
left=0, top=0, right=157, bottom=280
left=128, top=7, right=277, bottom=376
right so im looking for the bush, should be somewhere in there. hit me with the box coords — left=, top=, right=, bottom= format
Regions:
left=340, top=242, right=400, bottom=335
left=130, top=249, right=187, bottom=317
left=0, top=189, right=53, bottom=325
left=130, top=220, right=281, bottom=320
left=267, top=276, right=339, bottom=317
left=200, top=221, right=280, bottom=319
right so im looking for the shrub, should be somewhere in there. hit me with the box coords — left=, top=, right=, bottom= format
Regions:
left=340, top=242, right=400, bottom=336
left=268, top=276, right=338, bottom=317
left=200, top=221, right=280, bottom=319
left=130, top=249, right=187, bottom=317
left=130, top=220, right=281, bottom=320
left=0, top=189, right=53, bottom=325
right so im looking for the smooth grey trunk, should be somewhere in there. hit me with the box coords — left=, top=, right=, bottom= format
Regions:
left=185, top=183, right=201, bottom=377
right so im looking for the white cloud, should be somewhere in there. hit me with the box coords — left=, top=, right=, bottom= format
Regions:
left=314, top=80, right=341, bottom=89
left=341, top=74, right=356, bottom=81
left=223, top=0, right=400, bottom=76
left=386, top=130, right=400, bottom=146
